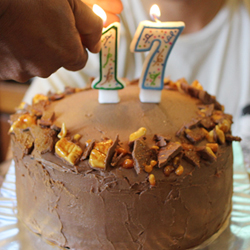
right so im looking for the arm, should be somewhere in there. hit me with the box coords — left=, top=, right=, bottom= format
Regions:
left=83, top=0, right=123, bottom=26
left=0, top=0, right=103, bottom=82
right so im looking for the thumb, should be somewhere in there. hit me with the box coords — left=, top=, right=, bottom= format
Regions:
left=71, top=0, right=103, bottom=53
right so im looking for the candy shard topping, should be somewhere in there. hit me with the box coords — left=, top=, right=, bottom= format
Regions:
left=153, top=134, right=171, bottom=147
left=196, top=146, right=217, bottom=162
left=38, top=110, right=55, bottom=127
left=81, top=140, right=95, bottom=161
left=30, top=125, right=56, bottom=154
left=12, top=129, right=34, bottom=156
left=132, top=139, right=157, bottom=174
left=183, top=150, right=200, bottom=168
left=158, top=142, right=183, bottom=168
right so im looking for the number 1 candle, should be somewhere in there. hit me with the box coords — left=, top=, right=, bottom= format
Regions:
left=92, top=4, right=125, bottom=104
left=130, top=4, right=185, bottom=103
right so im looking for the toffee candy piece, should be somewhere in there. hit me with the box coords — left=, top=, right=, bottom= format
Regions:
left=10, top=82, right=238, bottom=250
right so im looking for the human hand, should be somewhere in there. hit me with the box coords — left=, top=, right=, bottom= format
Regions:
left=0, top=0, right=103, bottom=82
left=83, top=0, right=123, bottom=26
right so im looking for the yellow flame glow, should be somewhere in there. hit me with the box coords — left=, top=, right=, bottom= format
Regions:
left=93, top=4, right=107, bottom=24
left=150, top=4, right=161, bottom=21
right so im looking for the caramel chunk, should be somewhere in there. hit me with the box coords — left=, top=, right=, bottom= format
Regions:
left=56, top=138, right=83, bottom=165
left=214, top=125, right=225, bottom=144
left=191, top=80, right=203, bottom=90
left=9, top=114, right=36, bottom=133
left=175, top=165, right=184, bottom=176
left=197, top=146, right=217, bottom=162
left=73, top=134, right=82, bottom=142
left=206, top=143, right=218, bottom=153
left=164, top=165, right=175, bottom=176
left=89, top=140, right=112, bottom=169
left=58, top=122, right=67, bottom=139
left=121, top=159, right=134, bottom=169
left=116, top=147, right=128, bottom=155
left=218, top=119, right=231, bottom=133
left=89, top=137, right=118, bottom=170
left=205, top=130, right=216, bottom=143
left=94, top=140, right=113, bottom=155
left=148, top=174, right=156, bottom=187
left=129, top=127, right=147, bottom=142
left=144, top=160, right=157, bottom=173
left=89, top=149, right=106, bottom=169
left=32, top=94, right=49, bottom=105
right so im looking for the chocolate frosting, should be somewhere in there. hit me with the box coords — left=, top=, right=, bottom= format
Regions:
left=11, top=84, right=234, bottom=250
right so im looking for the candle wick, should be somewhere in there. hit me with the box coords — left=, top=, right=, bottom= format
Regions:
left=151, top=14, right=161, bottom=23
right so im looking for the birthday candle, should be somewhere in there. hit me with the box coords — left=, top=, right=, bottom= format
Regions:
left=92, top=5, right=125, bottom=104
left=130, top=4, right=185, bottom=103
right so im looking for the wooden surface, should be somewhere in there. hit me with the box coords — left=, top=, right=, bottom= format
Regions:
left=0, top=81, right=29, bottom=113
left=0, top=81, right=29, bottom=162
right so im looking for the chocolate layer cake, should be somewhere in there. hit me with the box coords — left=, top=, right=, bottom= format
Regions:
left=9, top=79, right=240, bottom=250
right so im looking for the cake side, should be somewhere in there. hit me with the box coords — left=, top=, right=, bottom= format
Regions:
left=10, top=80, right=240, bottom=250
left=13, top=142, right=233, bottom=250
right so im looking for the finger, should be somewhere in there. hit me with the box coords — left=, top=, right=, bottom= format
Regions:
left=82, top=0, right=123, bottom=14
left=84, top=2, right=120, bottom=27
left=104, top=13, right=120, bottom=27
left=64, top=46, right=89, bottom=71
left=0, top=67, right=33, bottom=83
left=72, top=0, right=103, bottom=53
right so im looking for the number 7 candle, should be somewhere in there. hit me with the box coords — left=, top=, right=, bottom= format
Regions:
left=130, top=4, right=185, bottom=103
left=92, top=4, right=125, bottom=104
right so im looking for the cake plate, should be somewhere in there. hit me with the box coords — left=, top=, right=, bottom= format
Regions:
left=0, top=142, right=250, bottom=250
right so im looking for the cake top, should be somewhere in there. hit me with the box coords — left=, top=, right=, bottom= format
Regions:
left=9, top=79, right=241, bottom=186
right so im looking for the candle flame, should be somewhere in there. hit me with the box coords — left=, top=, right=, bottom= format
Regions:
left=150, top=4, right=161, bottom=22
left=93, top=4, right=107, bottom=24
